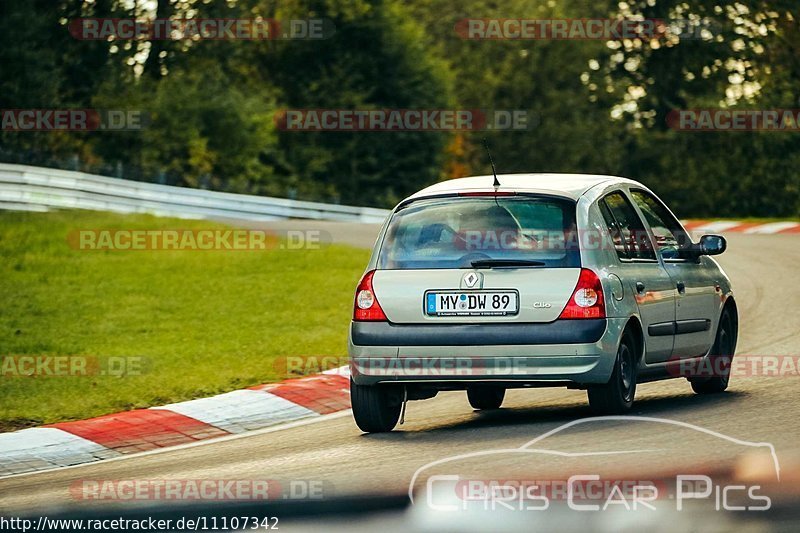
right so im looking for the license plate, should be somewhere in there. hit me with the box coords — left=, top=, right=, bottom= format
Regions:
left=425, top=291, right=519, bottom=317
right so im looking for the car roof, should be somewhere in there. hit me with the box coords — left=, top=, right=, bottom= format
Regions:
left=403, top=173, right=642, bottom=203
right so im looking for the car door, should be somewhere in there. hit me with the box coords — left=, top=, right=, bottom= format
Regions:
left=629, top=189, right=718, bottom=359
left=598, top=191, right=676, bottom=364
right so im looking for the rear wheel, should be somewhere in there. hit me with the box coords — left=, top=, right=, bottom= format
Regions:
left=691, top=308, right=736, bottom=394
left=350, top=379, right=401, bottom=433
left=588, top=332, right=637, bottom=414
left=467, top=387, right=505, bottom=410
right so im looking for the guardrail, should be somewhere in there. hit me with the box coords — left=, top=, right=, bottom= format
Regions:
left=0, top=163, right=390, bottom=223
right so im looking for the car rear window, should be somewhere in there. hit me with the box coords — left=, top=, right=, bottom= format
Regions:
left=377, top=196, right=580, bottom=269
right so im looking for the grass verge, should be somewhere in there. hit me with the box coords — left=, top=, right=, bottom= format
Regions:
left=0, top=210, right=369, bottom=431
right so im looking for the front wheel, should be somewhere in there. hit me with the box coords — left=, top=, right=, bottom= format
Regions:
left=587, top=333, right=637, bottom=414
left=467, top=387, right=505, bottom=410
left=691, top=308, right=736, bottom=394
left=350, top=379, right=402, bottom=433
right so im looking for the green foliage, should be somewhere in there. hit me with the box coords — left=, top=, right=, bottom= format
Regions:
left=258, top=0, right=454, bottom=205
left=138, top=60, right=278, bottom=193
left=0, top=0, right=798, bottom=216
left=587, top=0, right=800, bottom=217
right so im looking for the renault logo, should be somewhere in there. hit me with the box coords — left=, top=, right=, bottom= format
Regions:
left=463, top=271, right=481, bottom=288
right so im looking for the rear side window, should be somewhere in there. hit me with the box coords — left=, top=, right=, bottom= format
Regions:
left=599, top=192, right=656, bottom=261
left=378, top=196, right=580, bottom=269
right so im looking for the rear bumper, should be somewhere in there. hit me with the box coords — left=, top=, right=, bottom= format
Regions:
left=348, top=318, right=625, bottom=386
left=351, top=319, right=606, bottom=346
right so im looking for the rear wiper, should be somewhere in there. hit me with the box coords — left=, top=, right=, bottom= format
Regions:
left=470, top=259, right=546, bottom=268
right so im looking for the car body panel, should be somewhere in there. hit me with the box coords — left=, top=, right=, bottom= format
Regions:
left=349, top=173, right=734, bottom=388
left=349, top=317, right=627, bottom=386
left=403, top=173, right=629, bottom=202
left=372, top=269, right=581, bottom=323
left=664, top=258, right=720, bottom=358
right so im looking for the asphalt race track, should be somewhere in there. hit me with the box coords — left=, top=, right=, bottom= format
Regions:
left=1, top=227, right=798, bottom=519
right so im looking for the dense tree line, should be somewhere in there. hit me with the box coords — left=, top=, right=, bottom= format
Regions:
left=0, top=0, right=798, bottom=217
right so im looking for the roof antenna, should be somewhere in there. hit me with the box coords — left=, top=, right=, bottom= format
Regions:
left=483, top=138, right=500, bottom=188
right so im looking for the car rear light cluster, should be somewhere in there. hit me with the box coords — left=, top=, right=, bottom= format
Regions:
left=558, top=268, right=606, bottom=319
left=353, top=270, right=387, bottom=321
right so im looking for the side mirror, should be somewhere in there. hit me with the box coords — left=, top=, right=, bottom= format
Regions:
left=698, top=234, right=727, bottom=256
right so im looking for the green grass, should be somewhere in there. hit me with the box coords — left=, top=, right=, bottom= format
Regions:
left=0, top=210, right=369, bottom=431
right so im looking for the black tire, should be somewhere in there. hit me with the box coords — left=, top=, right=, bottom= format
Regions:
left=350, top=378, right=402, bottom=433
left=691, top=308, right=736, bottom=394
left=588, top=332, right=637, bottom=414
left=467, top=387, right=505, bottom=410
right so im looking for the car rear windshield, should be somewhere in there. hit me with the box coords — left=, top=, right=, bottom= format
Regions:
left=377, top=195, right=580, bottom=269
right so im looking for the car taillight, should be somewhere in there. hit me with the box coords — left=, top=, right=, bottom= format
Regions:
left=353, top=270, right=387, bottom=321
left=559, top=268, right=605, bottom=319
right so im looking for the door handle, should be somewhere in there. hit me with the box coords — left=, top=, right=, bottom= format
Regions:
left=635, top=281, right=646, bottom=294
left=676, top=281, right=686, bottom=294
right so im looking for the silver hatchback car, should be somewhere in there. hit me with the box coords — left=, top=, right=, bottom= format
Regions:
left=348, top=174, right=738, bottom=432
